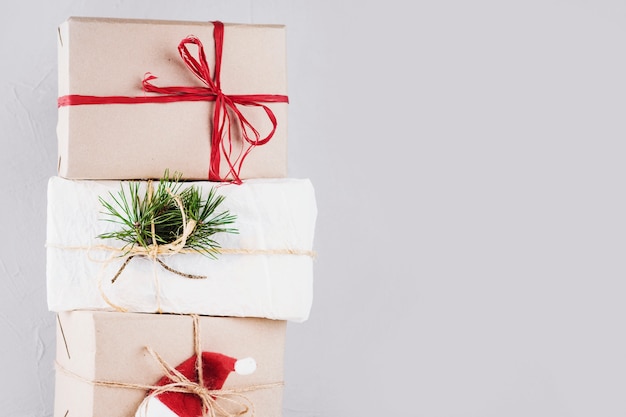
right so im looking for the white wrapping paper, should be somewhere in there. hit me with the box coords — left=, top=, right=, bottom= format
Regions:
left=46, top=177, right=316, bottom=322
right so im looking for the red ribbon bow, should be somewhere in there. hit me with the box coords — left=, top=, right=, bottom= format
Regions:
left=58, top=21, right=289, bottom=183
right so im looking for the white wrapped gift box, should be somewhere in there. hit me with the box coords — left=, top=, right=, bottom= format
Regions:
left=46, top=177, right=317, bottom=322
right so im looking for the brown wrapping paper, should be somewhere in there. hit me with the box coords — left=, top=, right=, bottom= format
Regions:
left=57, top=17, right=288, bottom=180
left=54, top=311, right=286, bottom=417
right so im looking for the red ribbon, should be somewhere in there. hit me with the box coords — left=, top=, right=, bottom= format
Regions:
left=57, top=21, right=289, bottom=183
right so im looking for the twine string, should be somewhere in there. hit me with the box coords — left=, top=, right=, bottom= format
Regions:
left=51, top=244, right=316, bottom=258
left=47, top=241, right=315, bottom=313
left=194, top=314, right=204, bottom=396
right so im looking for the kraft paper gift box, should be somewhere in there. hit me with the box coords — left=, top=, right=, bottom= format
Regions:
left=54, top=310, right=286, bottom=417
left=57, top=17, right=288, bottom=181
left=46, top=177, right=317, bottom=322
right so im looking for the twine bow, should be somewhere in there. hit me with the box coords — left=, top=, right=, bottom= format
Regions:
left=140, top=315, right=262, bottom=417
left=58, top=21, right=289, bottom=183
left=94, top=180, right=207, bottom=313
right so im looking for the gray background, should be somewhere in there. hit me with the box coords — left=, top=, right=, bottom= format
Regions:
left=1, top=0, right=625, bottom=416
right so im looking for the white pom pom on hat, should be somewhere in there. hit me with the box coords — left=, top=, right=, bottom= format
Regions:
left=234, top=357, right=256, bottom=375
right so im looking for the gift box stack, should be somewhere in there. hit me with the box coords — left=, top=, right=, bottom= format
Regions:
left=46, top=17, right=317, bottom=417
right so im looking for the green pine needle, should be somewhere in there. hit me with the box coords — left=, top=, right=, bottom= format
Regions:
left=98, top=170, right=237, bottom=259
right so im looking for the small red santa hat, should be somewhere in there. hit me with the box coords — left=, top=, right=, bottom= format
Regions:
left=135, top=352, right=256, bottom=417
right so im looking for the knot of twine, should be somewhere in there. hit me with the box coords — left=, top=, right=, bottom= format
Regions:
left=145, top=347, right=255, bottom=417
left=110, top=180, right=205, bottom=285
left=57, top=314, right=283, bottom=417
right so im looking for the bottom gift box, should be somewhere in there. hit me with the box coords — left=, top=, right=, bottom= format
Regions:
left=54, top=310, right=286, bottom=417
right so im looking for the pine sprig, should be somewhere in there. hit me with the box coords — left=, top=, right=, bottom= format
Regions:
left=98, top=170, right=237, bottom=259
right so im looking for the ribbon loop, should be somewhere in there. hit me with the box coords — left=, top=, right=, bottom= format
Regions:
left=178, top=35, right=215, bottom=90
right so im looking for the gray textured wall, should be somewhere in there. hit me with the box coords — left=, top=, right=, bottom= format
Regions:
left=2, top=1, right=626, bottom=416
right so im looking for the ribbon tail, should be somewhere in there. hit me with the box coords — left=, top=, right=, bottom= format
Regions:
left=210, top=97, right=235, bottom=181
